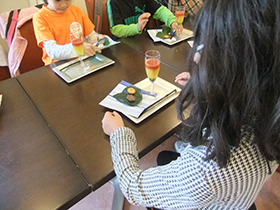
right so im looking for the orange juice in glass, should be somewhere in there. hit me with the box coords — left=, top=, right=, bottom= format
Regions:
left=70, top=32, right=89, bottom=70
left=145, top=50, right=160, bottom=95
left=71, top=36, right=84, bottom=56
left=175, top=6, right=185, bottom=26
left=70, top=22, right=89, bottom=70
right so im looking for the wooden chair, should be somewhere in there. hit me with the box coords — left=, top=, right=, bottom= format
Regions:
left=17, top=19, right=44, bottom=74
left=0, top=66, right=11, bottom=81
left=85, top=0, right=112, bottom=36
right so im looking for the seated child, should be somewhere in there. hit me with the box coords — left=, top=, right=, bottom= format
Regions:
left=164, top=0, right=203, bottom=14
left=106, top=0, right=184, bottom=39
left=33, top=0, right=104, bottom=65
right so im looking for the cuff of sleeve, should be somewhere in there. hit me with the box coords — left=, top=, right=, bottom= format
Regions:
left=110, top=127, right=136, bottom=146
left=133, top=24, right=142, bottom=34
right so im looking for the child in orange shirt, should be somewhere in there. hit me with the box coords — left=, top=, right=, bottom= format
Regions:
left=33, top=0, right=104, bottom=65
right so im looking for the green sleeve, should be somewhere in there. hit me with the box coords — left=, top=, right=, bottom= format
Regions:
left=153, top=5, right=176, bottom=27
left=110, top=24, right=141, bottom=38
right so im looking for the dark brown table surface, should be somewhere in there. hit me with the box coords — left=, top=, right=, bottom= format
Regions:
left=120, top=30, right=192, bottom=72
left=17, top=43, right=183, bottom=194
left=0, top=78, right=90, bottom=210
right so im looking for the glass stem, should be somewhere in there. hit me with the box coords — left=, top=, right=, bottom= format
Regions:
left=79, top=56, right=84, bottom=67
left=151, top=82, right=155, bottom=95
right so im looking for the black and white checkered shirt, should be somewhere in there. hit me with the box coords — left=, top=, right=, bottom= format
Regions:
left=110, top=127, right=278, bottom=209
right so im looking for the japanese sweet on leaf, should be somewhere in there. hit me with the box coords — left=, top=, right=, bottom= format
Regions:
left=113, top=86, right=143, bottom=106
left=156, top=25, right=174, bottom=39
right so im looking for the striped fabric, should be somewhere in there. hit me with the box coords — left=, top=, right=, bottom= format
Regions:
left=168, top=0, right=203, bottom=15
left=110, top=126, right=278, bottom=209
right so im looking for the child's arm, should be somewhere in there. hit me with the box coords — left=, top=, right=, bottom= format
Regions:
left=43, top=37, right=102, bottom=60
left=110, top=24, right=142, bottom=38
left=84, top=30, right=99, bottom=43
left=109, top=12, right=151, bottom=38
left=153, top=6, right=176, bottom=27
left=43, top=40, right=77, bottom=60
left=153, top=5, right=183, bottom=37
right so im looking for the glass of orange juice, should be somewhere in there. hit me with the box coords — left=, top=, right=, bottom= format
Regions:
left=70, top=33, right=89, bottom=70
left=70, top=22, right=89, bottom=70
left=175, top=6, right=185, bottom=26
left=145, top=50, right=160, bottom=96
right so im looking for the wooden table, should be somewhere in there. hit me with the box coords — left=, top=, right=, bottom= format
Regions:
left=17, top=43, right=182, bottom=194
left=0, top=78, right=90, bottom=210
left=120, top=30, right=192, bottom=72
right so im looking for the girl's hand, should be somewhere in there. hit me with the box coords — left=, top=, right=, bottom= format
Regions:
left=84, top=42, right=101, bottom=57
left=175, top=72, right=190, bottom=86
left=102, top=111, right=124, bottom=135
left=138, top=13, right=151, bottom=32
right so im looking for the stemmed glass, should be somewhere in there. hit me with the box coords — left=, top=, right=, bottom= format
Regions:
left=70, top=32, right=89, bottom=70
left=145, top=50, right=160, bottom=96
left=175, top=6, right=185, bottom=26
left=70, top=22, right=89, bottom=70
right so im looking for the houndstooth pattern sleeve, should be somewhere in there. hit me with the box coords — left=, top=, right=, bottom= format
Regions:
left=110, top=127, right=278, bottom=209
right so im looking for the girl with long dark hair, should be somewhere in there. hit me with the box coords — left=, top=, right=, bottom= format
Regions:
left=102, top=0, right=280, bottom=209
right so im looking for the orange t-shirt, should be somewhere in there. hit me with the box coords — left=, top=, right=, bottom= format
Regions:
left=33, top=4, right=95, bottom=65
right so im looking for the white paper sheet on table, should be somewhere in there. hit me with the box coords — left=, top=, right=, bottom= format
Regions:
left=99, top=82, right=155, bottom=118
left=99, top=77, right=181, bottom=123
left=147, top=28, right=193, bottom=45
left=188, top=40, right=194, bottom=48
left=95, top=37, right=120, bottom=50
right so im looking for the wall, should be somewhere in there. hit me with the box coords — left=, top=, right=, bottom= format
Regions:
left=0, top=0, right=88, bottom=55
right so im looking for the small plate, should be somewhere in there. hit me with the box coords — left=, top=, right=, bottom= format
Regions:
left=148, top=28, right=193, bottom=46
left=124, top=77, right=181, bottom=124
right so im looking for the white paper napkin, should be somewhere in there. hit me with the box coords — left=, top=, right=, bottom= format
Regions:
left=95, top=37, right=120, bottom=50
left=147, top=28, right=193, bottom=45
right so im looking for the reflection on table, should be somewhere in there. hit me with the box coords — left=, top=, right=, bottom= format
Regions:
left=0, top=78, right=90, bottom=209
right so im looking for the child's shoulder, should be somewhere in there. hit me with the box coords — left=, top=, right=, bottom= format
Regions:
left=68, top=4, right=86, bottom=14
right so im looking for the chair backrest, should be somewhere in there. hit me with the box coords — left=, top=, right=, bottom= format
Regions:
left=85, top=0, right=112, bottom=37
left=0, top=66, right=11, bottom=81
left=18, top=18, right=44, bottom=74
left=85, top=0, right=159, bottom=38
left=100, top=0, right=112, bottom=36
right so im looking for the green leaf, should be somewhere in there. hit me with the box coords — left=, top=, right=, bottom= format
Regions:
left=156, top=25, right=174, bottom=40
left=113, top=86, right=143, bottom=106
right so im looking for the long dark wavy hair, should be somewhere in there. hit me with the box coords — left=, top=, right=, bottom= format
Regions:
left=177, top=0, right=280, bottom=167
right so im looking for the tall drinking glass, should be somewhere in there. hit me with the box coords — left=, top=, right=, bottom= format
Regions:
left=145, top=50, right=160, bottom=96
left=70, top=32, right=88, bottom=70
left=175, top=6, right=185, bottom=26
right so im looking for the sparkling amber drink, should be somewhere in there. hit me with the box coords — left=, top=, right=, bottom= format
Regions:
left=175, top=11, right=185, bottom=25
left=145, top=59, right=160, bottom=82
left=145, top=50, right=160, bottom=95
left=72, top=38, right=84, bottom=56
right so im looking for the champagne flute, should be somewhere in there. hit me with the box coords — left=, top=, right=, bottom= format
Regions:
left=175, top=6, right=185, bottom=26
left=145, top=50, right=160, bottom=96
left=70, top=32, right=89, bottom=70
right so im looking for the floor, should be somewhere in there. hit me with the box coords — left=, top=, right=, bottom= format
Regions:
left=70, top=135, right=280, bottom=210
